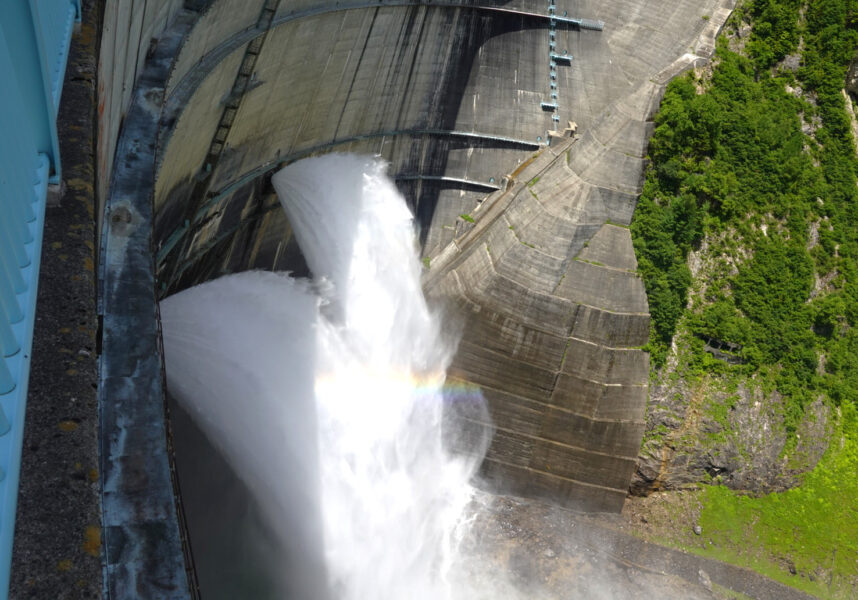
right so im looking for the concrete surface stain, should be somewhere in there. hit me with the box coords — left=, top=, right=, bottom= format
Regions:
left=66, top=178, right=92, bottom=192
left=77, top=23, right=96, bottom=46
left=83, top=526, right=100, bottom=557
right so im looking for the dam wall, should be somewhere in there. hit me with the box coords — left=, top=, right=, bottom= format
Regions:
left=420, top=0, right=737, bottom=509
left=152, top=1, right=584, bottom=291
left=97, top=0, right=184, bottom=213
left=95, top=7, right=737, bottom=592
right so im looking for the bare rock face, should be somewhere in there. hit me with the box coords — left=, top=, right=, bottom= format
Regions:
left=452, top=493, right=721, bottom=600
left=846, top=57, right=858, bottom=97
left=631, top=376, right=831, bottom=496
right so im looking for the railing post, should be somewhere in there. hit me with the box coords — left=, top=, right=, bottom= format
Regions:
left=0, top=361, right=13, bottom=396
left=0, top=310, right=20, bottom=359
left=0, top=2, right=61, bottom=175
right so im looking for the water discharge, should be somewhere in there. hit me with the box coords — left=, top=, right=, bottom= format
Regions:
left=161, top=154, right=491, bottom=599
left=160, top=154, right=725, bottom=600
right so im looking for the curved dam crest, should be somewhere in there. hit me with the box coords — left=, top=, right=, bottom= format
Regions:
left=92, top=0, right=736, bottom=595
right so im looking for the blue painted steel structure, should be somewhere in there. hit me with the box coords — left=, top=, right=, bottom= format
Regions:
left=0, top=0, right=80, bottom=595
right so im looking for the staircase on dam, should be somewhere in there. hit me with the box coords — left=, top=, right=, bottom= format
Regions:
left=0, top=0, right=737, bottom=596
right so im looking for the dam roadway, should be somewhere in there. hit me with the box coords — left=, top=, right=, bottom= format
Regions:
left=9, top=0, right=814, bottom=598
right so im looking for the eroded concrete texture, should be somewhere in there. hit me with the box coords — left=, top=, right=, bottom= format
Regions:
left=423, top=2, right=736, bottom=511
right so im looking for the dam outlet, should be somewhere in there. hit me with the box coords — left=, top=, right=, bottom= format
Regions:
left=85, top=0, right=739, bottom=595
left=161, top=154, right=495, bottom=599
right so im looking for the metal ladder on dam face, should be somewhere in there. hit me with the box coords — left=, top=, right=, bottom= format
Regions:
left=161, top=0, right=282, bottom=288
left=206, top=0, right=278, bottom=163
left=465, top=0, right=603, bottom=138
left=543, top=0, right=579, bottom=132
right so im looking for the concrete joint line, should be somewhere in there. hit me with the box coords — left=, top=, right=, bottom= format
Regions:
left=481, top=456, right=630, bottom=494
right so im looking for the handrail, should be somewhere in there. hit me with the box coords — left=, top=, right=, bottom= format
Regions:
left=0, top=0, right=79, bottom=594
left=31, top=0, right=80, bottom=116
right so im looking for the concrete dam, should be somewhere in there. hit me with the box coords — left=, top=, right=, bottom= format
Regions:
left=93, top=0, right=735, bottom=595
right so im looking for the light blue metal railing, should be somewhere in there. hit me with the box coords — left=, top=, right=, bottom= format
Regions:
left=0, top=0, right=79, bottom=595
left=32, top=0, right=80, bottom=114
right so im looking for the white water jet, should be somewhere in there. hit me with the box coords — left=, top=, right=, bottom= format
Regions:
left=161, top=271, right=326, bottom=599
left=161, top=153, right=490, bottom=599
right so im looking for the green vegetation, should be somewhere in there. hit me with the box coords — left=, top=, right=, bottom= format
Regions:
left=744, top=0, right=803, bottom=70
left=422, top=256, right=431, bottom=269
left=632, top=0, right=858, bottom=430
left=697, top=404, right=858, bottom=598
left=459, top=213, right=475, bottom=223
left=605, top=219, right=629, bottom=229
left=630, top=1, right=858, bottom=595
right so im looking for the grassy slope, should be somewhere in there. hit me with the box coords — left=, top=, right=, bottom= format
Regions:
left=630, top=0, right=858, bottom=596
left=697, top=405, right=858, bottom=598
